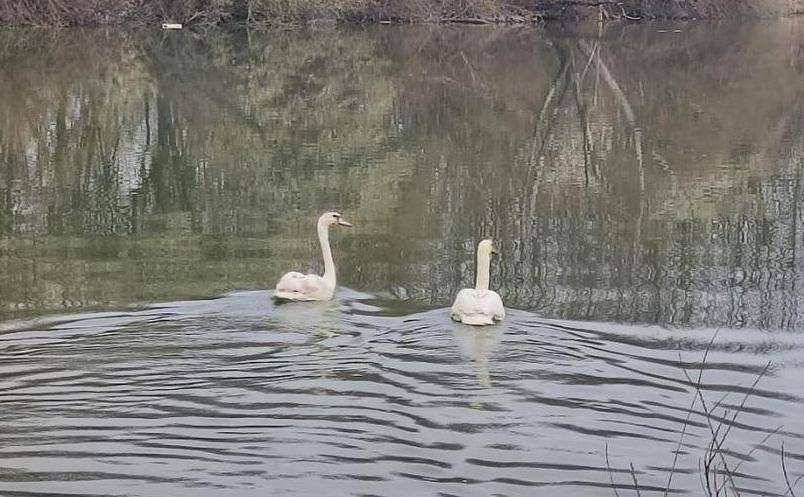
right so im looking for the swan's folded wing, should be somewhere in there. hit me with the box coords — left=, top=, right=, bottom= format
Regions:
left=451, top=289, right=504, bottom=324
left=276, top=273, right=332, bottom=301
left=276, top=272, right=306, bottom=292
left=301, top=275, right=327, bottom=294
left=486, top=291, right=505, bottom=321
left=450, top=289, right=474, bottom=318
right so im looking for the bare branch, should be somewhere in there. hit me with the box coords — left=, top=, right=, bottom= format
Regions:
left=783, top=442, right=797, bottom=497
left=729, top=425, right=783, bottom=477
left=665, top=352, right=702, bottom=496
left=678, top=331, right=743, bottom=497
left=629, top=462, right=643, bottom=497
left=605, top=443, right=624, bottom=497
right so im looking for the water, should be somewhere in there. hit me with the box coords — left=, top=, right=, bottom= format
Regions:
left=0, top=21, right=803, bottom=496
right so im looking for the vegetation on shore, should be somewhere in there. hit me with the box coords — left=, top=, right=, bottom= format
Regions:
left=0, top=0, right=802, bottom=26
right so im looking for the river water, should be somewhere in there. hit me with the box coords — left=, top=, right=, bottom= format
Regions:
left=0, top=21, right=803, bottom=496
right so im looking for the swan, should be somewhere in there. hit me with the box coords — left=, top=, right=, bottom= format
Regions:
left=450, top=239, right=505, bottom=326
left=273, top=212, right=353, bottom=302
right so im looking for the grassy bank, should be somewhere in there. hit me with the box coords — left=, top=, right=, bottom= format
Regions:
left=1, top=0, right=803, bottom=26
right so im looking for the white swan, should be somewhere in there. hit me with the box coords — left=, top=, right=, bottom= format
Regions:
left=274, top=212, right=353, bottom=302
left=450, top=239, right=505, bottom=326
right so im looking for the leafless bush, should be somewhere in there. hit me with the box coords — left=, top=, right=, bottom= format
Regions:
left=606, top=332, right=802, bottom=496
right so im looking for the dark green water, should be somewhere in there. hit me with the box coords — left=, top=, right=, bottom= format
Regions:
left=1, top=22, right=801, bottom=328
left=0, top=22, right=803, bottom=497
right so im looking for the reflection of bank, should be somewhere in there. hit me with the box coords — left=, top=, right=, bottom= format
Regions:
left=1, top=25, right=803, bottom=330
left=452, top=323, right=504, bottom=387
left=382, top=23, right=804, bottom=330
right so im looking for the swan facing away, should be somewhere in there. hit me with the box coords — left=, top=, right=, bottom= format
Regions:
left=450, top=239, right=505, bottom=326
left=274, top=212, right=353, bottom=302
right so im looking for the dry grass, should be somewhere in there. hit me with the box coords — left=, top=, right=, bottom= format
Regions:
left=0, top=0, right=801, bottom=26
left=606, top=332, right=803, bottom=497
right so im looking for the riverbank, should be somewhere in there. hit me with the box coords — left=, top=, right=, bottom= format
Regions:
left=1, top=0, right=803, bottom=27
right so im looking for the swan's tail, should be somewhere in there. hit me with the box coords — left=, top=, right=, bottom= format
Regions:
left=460, top=314, right=495, bottom=326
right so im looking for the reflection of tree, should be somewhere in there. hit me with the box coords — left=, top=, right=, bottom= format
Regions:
left=0, top=28, right=404, bottom=317
left=379, top=23, right=804, bottom=329
left=0, top=24, right=802, bottom=329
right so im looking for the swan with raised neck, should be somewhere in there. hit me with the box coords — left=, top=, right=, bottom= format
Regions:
left=274, top=211, right=353, bottom=302
left=450, top=239, right=505, bottom=325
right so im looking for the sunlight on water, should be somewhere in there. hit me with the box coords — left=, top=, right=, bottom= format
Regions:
left=0, top=20, right=803, bottom=496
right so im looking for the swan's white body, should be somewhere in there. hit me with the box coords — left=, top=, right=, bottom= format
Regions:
left=451, top=239, right=505, bottom=326
left=274, top=212, right=352, bottom=302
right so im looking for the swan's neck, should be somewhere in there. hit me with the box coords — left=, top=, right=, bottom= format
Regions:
left=475, top=250, right=491, bottom=291
left=318, top=220, right=336, bottom=288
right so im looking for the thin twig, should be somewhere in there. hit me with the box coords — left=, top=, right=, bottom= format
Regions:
left=605, top=443, right=624, bottom=497
left=718, top=362, right=772, bottom=453
left=785, top=473, right=804, bottom=497
left=629, top=462, right=643, bottom=497
left=681, top=367, right=742, bottom=497
left=678, top=331, right=743, bottom=497
left=729, top=425, right=783, bottom=476
left=667, top=332, right=718, bottom=497
left=710, top=389, right=732, bottom=414
left=782, top=442, right=797, bottom=497
left=665, top=354, right=702, bottom=496
left=698, top=458, right=709, bottom=496
left=711, top=361, right=772, bottom=496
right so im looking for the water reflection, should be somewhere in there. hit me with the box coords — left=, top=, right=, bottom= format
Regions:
left=0, top=23, right=802, bottom=329
left=453, top=322, right=503, bottom=387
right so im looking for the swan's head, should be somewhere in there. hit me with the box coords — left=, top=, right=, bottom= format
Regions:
left=478, top=239, right=498, bottom=256
left=319, top=211, right=353, bottom=228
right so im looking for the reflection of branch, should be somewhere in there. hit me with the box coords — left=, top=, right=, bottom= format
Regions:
left=619, top=4, right=641, bottom=20
left=459, top=50, right=477, bottom=85
left=571, top=52, right=592, bottom=186
left=578, top=40, right=644, bottom=192
left=580, top=41, right=599, bottom=80
left=528, top=56, right=570, bottom=168
left=523, top=55, right=571, bottom=212
left=578, top=41, right=633, bottom=122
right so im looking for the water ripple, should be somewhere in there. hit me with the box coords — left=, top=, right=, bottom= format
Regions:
left=0, top=290, right=803, bottom=496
